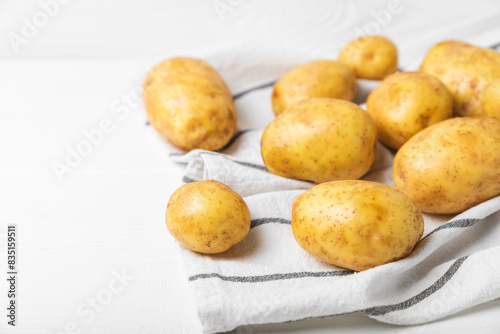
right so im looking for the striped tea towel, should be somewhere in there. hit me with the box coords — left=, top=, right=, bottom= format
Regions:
left=166, top=41, right=500, bottom=333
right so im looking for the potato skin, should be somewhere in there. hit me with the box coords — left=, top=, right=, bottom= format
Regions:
left=143, top=57, right=236, bottom=151
left=366, top=71, right=453, bottom=150
left=419, top=40, right=500, bottom=117
left=481, top=79, right=500, bottom=120
left=393, top=117, right=500, bottom=214
left=272, top=60, right=357, bottom=115
left=261, top=98, right=378, bottom=184
left=292, top=180, right=424, bottom=271
left=166, top=180, right=250, bottom=254
left=338, top=35, right=398, bottom=80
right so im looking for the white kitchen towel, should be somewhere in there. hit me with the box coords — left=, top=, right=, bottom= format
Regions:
left=166, top=39, right=500, bottom=333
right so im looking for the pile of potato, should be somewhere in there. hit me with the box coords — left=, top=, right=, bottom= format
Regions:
left=144, top=37, right=500, bottom=271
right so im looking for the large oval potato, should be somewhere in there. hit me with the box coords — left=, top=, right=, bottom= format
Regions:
left=393, top=117, right=500, bottom=214
left=261, top=98, right=378, bottom=184
left=419, top=40, right=500, bottom=117
left=271, top=60, right=357, bottom=115
left=366, top=71, right=453, bottom=150
left=166, top=180, right=251, bottom=254
left=481, top=79, right=500, bottom=120
left=338, top=35, right=398, bottom=80
left=292, top=180, right=424, bottom=271
left=143, top=57, right=236, bottom=151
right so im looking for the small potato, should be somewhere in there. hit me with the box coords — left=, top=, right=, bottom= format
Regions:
left=166, top=180, right=251, bottom=254
left=338, top=35, right=398, bottom=80
left=292, top=180, right=424, bottom=271
left=271, top=60, right=357, bottom=115
left=481, top=79, right=500, bottom=120
left=419, top=40, right=500, bottom=117
left=394, top=117, right=500, bottom=214
left=143, top=57, right=236, bottom=151
left=366, top=71, right=453, bottom=150
left=261, top=98, right=378, bottom=184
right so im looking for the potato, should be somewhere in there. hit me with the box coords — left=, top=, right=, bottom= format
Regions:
left=481, top=79, right=500, bottom=120
left=166, top=180, right=250, bottom=254
left=143, top=57, right=236, bottom=151
left=393, top=117, right=500, bottom=214
left=271, top=60, right=357, bottom=115
left=292, top=180, right=424, bottom=271
left=366, top=71, right=453, bottom=150
left=338, top=35, right=398, bottom=80
left=419, top=40, right=500, bottom=117
left=261, top=98, right=378, bottom=183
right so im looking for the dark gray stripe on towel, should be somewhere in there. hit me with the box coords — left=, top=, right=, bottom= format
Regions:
left=362, top=255, right=468, bottom=316
left=198, top=152, right=268, bottom=172
left=218, top=129, right=255, bottom=151
left=416, top=218, right=480, bottom=246
left=251, top=218, right=291, bottom=228
left=289, top=255, right=469, bottom=324
left=188, top=217, right=478, bottom=284
left=232, top=81, right=276, bottom=100
left=182, top=176, right=199, bottom=183
left=169, top=151, right=268, bottom=172
left=189, top=269, right=355, bottom=283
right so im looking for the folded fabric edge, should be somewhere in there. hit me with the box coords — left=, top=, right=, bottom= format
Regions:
left=207, top=253, right=492, bottom=333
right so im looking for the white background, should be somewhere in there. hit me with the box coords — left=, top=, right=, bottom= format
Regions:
left=1, top=0, right=500, bottom=333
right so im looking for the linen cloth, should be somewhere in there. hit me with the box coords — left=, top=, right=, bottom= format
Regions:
left=167, top=41, right=500, bottom=333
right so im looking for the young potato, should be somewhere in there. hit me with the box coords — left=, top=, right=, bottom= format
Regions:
left=366, top=71, right=453, bottom=150
left=271, top=60, right=357, bottom=115
left=419, top=40, right=500, bottom=117
left=261, top=98, right=378, bottom=184
left=143, top=57, right=236, bottom=151
left=338, top=35, right=398, bottom=80
left=393, top=117, right=500, bottom=214
left=292, top=180, right=424, bottom=271
left=166, top=180, right=251, bottom=254
left=481, top=79, right=500, bottom=120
